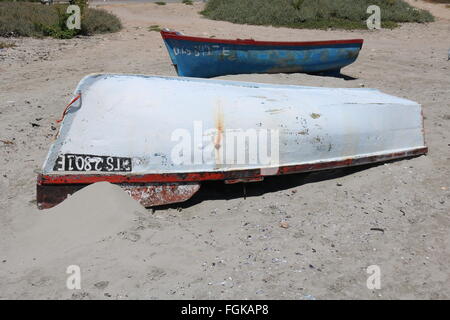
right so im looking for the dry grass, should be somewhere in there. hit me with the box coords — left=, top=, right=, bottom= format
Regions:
left=147, top=25, right=162, bottom=32
left=0, top=41, right=16, bottom=49
left=0, top=2, right=121, bottom=38
left=202, top=0, right=435, bottom=30
left=81, top=8, right=122, bottom=35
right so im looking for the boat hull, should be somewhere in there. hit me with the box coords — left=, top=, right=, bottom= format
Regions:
left=161, top=30, right=363, bottom=78
left=38, top=74, right=427, bottom=208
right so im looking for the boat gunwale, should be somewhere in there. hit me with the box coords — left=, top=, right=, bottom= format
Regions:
left=160, top=30, right=364, bottom=47
left=38, top=146, right=428, bottom=185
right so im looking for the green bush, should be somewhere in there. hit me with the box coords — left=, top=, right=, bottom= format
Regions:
left=0, top=2, right=59, bottom=37
left=0, top=2, right=122, bottom=38
left=40, top=5, right=79, bottom=39
left=80, top=8, right=122, bottom=35
left=201, top=0, right=434, bottom=30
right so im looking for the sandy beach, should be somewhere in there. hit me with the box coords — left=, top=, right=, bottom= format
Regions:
left=0, top=1, right=449, bottom=299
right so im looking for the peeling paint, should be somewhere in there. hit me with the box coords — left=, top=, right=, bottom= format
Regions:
left=161, top=30, right=363, bottom=77
left=214, top=101, right=224, bottom=168
left=265, top=108, right=286, bottom=114
left=38, top=74, right=427, bottom=209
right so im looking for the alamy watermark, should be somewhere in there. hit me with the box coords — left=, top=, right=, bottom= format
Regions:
left=66, top=5, right=81, bottom=30
left=63, top=3, right=381, bottom=32
left=170, top=121, right=280, bottom=172
left=366, top=265, right=381, bottom=290
left=367, top=5, right=381, bottom=30
left=66, top=265, right=81, bottom=290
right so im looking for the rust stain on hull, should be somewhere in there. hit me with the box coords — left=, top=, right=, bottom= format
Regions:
left=214, top=101, right=224, bottom=168
left=37, top=183, right=200, bottom=209
left=122, top=183, right=200, bottom=207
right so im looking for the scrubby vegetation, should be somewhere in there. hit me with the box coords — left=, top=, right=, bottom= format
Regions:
left=201, top=0, right=434, bottom=29
left=81, top=7, right=122, bottom=35
left=147, top=24, right=162, bottom=32
left=0, top=41, right=16, bottom=49
left=0, top=1, right=122, bottom=39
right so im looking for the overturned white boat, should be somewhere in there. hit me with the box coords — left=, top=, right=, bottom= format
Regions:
left=37, top=74, right=427, bottom=208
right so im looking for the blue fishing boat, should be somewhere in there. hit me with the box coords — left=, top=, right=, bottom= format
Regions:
left=161, top=30, right=364, bottom=78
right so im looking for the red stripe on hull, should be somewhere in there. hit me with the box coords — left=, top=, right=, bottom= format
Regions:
left=160, top=30, right=364, bottom=47
left=38, top=147, right=428, bottom=186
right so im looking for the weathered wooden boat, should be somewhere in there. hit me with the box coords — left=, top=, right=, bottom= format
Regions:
left=160, top=29, right=364, bottom=78
left=37, top=74, right=427, bottom=209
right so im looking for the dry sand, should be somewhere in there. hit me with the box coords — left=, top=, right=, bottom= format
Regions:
left=0, top=1, right=449, bottom=299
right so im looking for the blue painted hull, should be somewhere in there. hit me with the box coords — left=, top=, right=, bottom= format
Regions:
left=161, top=32, right=363, bottom=78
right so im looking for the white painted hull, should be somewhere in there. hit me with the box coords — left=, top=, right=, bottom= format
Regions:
left=43, top=74, right=426, bottom=175
left=37, top=74, right=427, bottom=209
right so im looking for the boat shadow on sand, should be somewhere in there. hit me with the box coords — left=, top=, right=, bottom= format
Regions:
left=306, top=70, right=358, bottom=81
left=152, top=161, right=392, bottom=211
